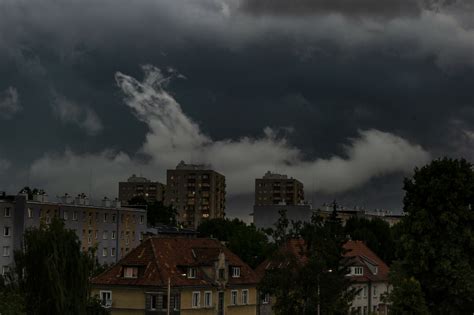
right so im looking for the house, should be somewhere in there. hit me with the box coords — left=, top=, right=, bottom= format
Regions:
left=255, top=240, right=390, bottom=315
left=91, top=236, right=259, bottom=315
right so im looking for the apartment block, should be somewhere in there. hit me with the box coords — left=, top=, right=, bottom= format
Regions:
left=165, top=161, right=226, bottom=229
left=0, top=192, right=147, bottom=276
left=118, top=174, right=165, bottom=205
left=255, top=171, right=304, bottom=206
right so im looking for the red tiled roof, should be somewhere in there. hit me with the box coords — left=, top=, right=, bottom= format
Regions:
left=255, top=239, right=389, bottom=283
left=91, top=237, right=259, bottom=287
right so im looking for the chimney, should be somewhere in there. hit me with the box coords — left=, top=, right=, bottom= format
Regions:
left=112, top=198, right=121, bottom=209
left=102, top=197, right=111, bottom=207
left=61, top=193, right=73, bottom=204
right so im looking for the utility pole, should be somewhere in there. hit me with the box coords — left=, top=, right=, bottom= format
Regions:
left=167, top=277, right=171, bottom=315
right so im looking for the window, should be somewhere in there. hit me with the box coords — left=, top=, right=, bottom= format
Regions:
left=374, top=267, right=378, bottom=275
left=103, top=213, right=108, bottom=222
left=111, top=248, right=116, bottom=257
left=120, top=231, right=124, bottom=239
left=2, top=266, right=10, bottom=276
left=150, top=295, right=157, bottom=310
left=192, top=292, right=200, bottom=308
left=139, top=233, right=143, bottom=241
left=354, top=267, right=363, bottom=275
left=232, top=267, right=241, bottom=278
left=2, top=246, right=10, bottom=257
left=111, top=231, right=116, bottom=239
left=72, top=211, right=78, bottom=221
left=102, top=248, right=108, bottom=257
left=204, top=291, right=212, bottom=307
left=4, top=207, right=11, bottom=217
left=27, top=208, right=33, bottom=218
left=363, top=286, right=367, bottom=298
left=3, top=226, right=10, bottom=237
left=103, top=231, right=108, bottom=240
left=363, top=306, right=368, bottom=315
left=162, top=294, right=168, bottom=309
left=100, top=291, right=112, bottom=308
left=140, top=215, right=144, bottom=224
left=124, top=266, right=138, bottom=278
left=373, top=285, right=377, bottom=297
left=231, top=290, right=238, bottom=305
left=219, top=268, right=225, bottom=280
left=188, top=267, right=197, bottom=279
left=63, top=211, right=68, bottom=220
left=112, top=214, right=116, bottom=223
left=94, top=230, right=98, bottom=240
left=262, top=293, right=270, bottom=304
left=242, top=289, right=249, bottom=305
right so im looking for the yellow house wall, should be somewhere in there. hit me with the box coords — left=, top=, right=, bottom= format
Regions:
left=92, top=287, right=145, bottom=315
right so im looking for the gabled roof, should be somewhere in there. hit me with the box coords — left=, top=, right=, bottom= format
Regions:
left=255, top=239, right=389, bottom=283
left=91, top=237, right=258, bottom=287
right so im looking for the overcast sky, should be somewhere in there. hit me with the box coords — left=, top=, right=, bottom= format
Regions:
left=1, top=0, right=473, bottom=219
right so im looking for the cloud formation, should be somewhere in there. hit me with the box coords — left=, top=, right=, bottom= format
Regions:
left=29, top=65, right=430, bottom=200
left=0, top=87, right=21, bottom=119
left=51, top=94, right=103, bottom=136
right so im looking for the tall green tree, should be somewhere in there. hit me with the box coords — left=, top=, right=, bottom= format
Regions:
left=399, top=158, right=474, bottom=313
left=14, top=218, right=109, bottom=315
left=0, top=274, right=25, bottom=315
left=259, top=212, right=355, bottom=314
left=198, top=218, right=273, bottom=268
left=128, top=196, right=177, bottom=226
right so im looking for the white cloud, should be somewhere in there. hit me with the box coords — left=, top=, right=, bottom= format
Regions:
left=0, top=87, right=21, bottom=119
left=30, top=65, right=430, bottom=199
left=51, top=94, right=103, bottom=135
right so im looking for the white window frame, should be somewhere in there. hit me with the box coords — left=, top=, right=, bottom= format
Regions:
left=192, top=291, right=200, bottom=308
left=354, top=266, right=363, bottom=275
left=124, top=266, right=138, bottom=279
left=262, top=293, right=270, bottom=304
left=232, top=267, right=241, bottom=278
left=111, top=231, right=116, bottom=240
left=231, top=290, right=238, bottom=305
left=27, top=208, right=33, bottom=218
left=4, top=207, right=11, bottom=217
left=188, top=267, right=197, bottom=279
left=111, top=248, right=116, bottom=257
left=102, top=248, right=108, bottom=257
left=100, top=290, right=112, bottom=308
left=103, top=231, right=108, bottom=240
left=204, top=291, right=212, bottom=307
left=149, top=294, right=157, bottom=310
left=72, top=211, right=78, bottom=221
left=2, top=246, right=10, bottom=257
left=3, top=226, right=11, bottom=237
left=242, top=289, right=249, bottom=305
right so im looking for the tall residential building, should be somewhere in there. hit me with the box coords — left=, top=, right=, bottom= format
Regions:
left=118, top=174, right=165, bottom=205
left=254, top=171, right=304, bottom=206
left=0, top=192, right=147, bottom=276
left=165, top=161, right=226, bottom=229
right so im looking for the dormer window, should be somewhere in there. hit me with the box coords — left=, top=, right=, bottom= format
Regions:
left=124, top=266, right=138, bottom=278
left=374, top=267, right=378, bottom=275
left=353, top=267, right=363, bottom=275
left=232, top=267, right=241, bottom=278
left=187, top=267, right=197, bottom=279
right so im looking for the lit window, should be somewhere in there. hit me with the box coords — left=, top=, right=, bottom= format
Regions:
left=188, top=267, right=197, bottom=279
left=100, top=291, right=112, bottom=308
left=204, top=291, right=212, bottom=307
left=4, top=207, right=11, bottom=217
left=3, top=226, right=10, bottom=237
left=192, top=292, right=200, bottom=308
left=242, top=289, right=249, bottom=305
left=124, top=266, right=138, bottom=278
left=232, top=267, right=241, bottom=278
left=231, top=290, right=238, bottom=305
left=2, top=246, right=10, bottom=257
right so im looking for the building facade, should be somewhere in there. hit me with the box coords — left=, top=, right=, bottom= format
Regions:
left=253, top=204, right=312, bottom=230
left=0, top=192, right=147, bottom=276
left=119, top=174, right=165, bottom=205
left=255, top=171, right=304, bottom=206
left=165, top=161, right=226, bottom=229
left=91, top=237, right=259, bottom=315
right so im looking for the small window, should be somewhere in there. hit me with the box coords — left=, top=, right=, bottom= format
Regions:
left=4, top=207, right=11, bottom=217
left=150, top=295, right=157, bottom=310
left=354, top=267, right=363, bottom=275
left=100, top=291, right=112, bottom=308
left=262, top=293, right=270, bottom=304
left=2, top=246, right=10, bottom=257
left=103, top=231, right=108, bottom=240
left=192, top=291, right=200, bottom=308
left=363, top=286, right=367, bottom=298
left=2, top=266, right=10, bottom=276
left=140, top=215, right=144, bottom=224
left=111, top=231, right=116, bottom=239
left=231, top=290, right=238, bottom=305
left=3, top=226, right=10, bottom=237
left=188, top=267, right=197, bottom=279
left=27, top=208, right=33, bottom=218
left=232, top=267, right=241, bottom=278
left=104, top=213, right=108, bottom=222
left=242, top=289, right=249, bottom=305
left=204, top=291, right=212, bottom=307
left=63, top=211, right=68, bottom=220
left=112, top=214, right=116, bottom=223
left=111, top=248, right=116, bottom=257
left=102, top=248, right=108, bottom=257
left=373, top=285, right=377, bottom=297
left=124, top=266, right=138, bottom=278
left=72, top=211, right=78, bottom=221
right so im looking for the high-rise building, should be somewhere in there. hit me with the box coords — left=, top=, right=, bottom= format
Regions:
left=118, top=174, right=165, bottom=205
left=165, top=161, right=226, bottom=229
left=0, top=191, right=147, bottom=275
left=254, top=171, right=304, bottom=206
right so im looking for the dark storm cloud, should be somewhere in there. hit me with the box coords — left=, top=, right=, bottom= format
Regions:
left=241, top=0, right=422, bottom=18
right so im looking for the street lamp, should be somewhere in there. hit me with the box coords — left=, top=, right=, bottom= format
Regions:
left=317, top=269, right=333, bottom=315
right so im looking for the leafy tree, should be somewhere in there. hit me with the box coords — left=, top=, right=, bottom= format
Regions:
left=385, top=263, right=429, bottom=315
left=128, top=196, right=177, bottom=226
left=259, top=212, right=355, bottom=314
left=14, top=218, right=110, bottom=315
left=399, top=158, right=474, bottom=313
left=198, top=218, right=273, bottom=268
left=0, top=274, right=25, bottom=315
